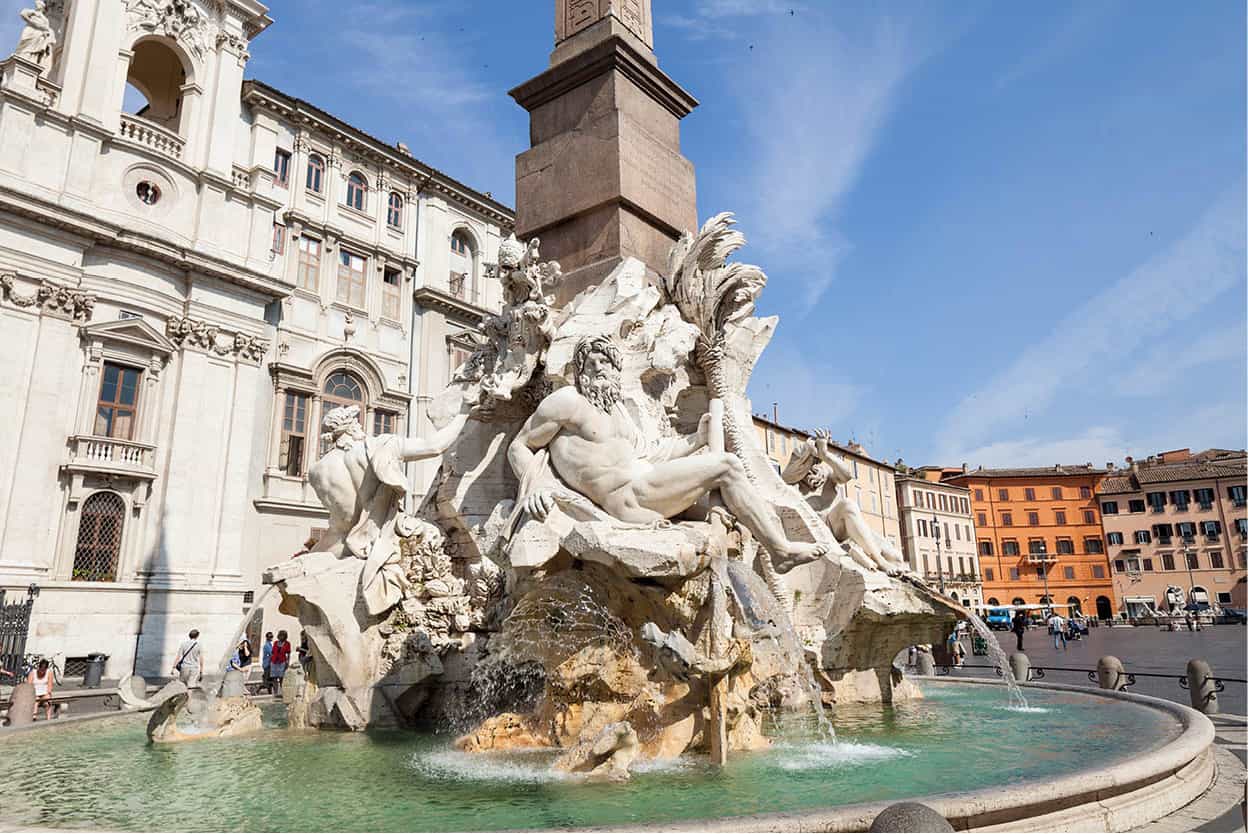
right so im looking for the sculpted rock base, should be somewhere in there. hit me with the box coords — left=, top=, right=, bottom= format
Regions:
left=145, top=687, right=263, bottom=744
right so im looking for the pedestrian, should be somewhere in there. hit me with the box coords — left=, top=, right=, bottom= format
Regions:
left=261, top=631, right=274, bottom=693
left=1011, top=610, right=1027, bottom=652
left=27, top=658, right=54, bottom=721
left=269, top=630, right=292, bottom=697
left=946, top=629, right=965, bottom=668
left=1048, top=610, right=1067, bottom=650
left=907, top=645, right=918, bottom=669
left=172, top=629, right=202, bottom=688
left=227, top=638, right=252, bottom=673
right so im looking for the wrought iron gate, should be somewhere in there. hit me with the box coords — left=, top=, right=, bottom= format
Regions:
left=0, top=584, right=39, bottom=676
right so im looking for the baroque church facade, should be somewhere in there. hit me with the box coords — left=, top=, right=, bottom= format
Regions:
left=0, top=0, right=511, bottom=677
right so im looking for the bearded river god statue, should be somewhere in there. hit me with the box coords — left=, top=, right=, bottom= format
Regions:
left=265, top=211, right=960, bottom=747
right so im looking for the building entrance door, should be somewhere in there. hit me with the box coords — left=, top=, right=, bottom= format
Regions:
left=1095, top=595, right=1113, bottom=620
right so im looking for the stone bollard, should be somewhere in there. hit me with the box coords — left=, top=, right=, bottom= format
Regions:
left=1185, top=658, right=1219, bottom=714
left=219, top=669, right=246, bottom=698
left=7, top=682, right=35, bottom=727
left=1009, top=652, right=1030, bottom=683
left=1097, top=655, right=1127, bottom=691
left=915, top=651, right=935, bottom=677
left=869, top=802, right=954, bottom=832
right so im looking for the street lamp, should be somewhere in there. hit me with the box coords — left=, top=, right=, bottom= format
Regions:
left=1180, top=536, right=1197, bottom=610
left=932, top=514, right=946, bottom=595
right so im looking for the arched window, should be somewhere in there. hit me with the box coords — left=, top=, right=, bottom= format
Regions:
left=1066, top=596, right=1082, bottom=614
left=449, top=229, right=474, bottom=299
left=387, top=192, right=403, bottom=228
left=1011, top=597, right=1026, bottom=607
left=306, top=154, right=325, bottom=193
left=324, top=371, right=364, bottom=411
left=123, top=40, right=188, bottom=134
left=987, top=597, right=1000, bottom=606
left=346, top=172, right=367, bottom=211
left=73, top=492, right=126, bottom=582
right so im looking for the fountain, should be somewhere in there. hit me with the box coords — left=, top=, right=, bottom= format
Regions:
left=0, top=3, right=1220, bottom=831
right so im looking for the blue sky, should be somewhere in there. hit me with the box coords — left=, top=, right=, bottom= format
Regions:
left=6, top=1, right=1243, bottom=468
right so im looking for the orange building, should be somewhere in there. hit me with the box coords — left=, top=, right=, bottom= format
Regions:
left=944, top=464, right=1117, bottom=620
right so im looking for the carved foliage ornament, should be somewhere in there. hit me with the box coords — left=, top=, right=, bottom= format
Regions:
left=0, top=272, right=95, bottom=321
left=165, top=315, right=268, bottom=363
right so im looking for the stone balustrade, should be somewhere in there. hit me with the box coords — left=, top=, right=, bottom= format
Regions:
left=118, top=114, right=185, bottom=161
left=67, top=434, right=157, bottom=476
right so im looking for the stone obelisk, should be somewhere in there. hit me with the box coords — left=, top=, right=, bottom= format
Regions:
left=510, top=0, right=698, bottom=301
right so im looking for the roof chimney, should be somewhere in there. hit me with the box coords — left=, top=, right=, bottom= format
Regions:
left=1106, top=462, right=1115, bottom=471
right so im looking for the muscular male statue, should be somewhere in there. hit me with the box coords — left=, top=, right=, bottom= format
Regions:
left=308, top=405, right=468, bottom=614
left=508, top=335, right=828, bottom=573
left=781, top=430, right=910, bottom=576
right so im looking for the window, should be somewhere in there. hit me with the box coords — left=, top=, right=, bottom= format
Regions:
left=1107, top=531, right=1124, bottom=546
left=306, top=154, right=325, bottom=193
left=974, top=489, right=983, bottom=501
left=1209, top=551, right=1224, bottom=569
left=279, top=392, right=308, bottom=476
left=1009, top=568, right=1020, bottom=580
left=297, top=236, right=321, bottom=292
left=1194, top=488, right=1215, bottom=510
left=1054, top=510, right=1066, bottom=525
left=1024, top=488, right=1036, bottom=501
left=1080, top=486, right=1091, bottom=499
left=72, top=492, right=125, bottom=582
left=1236, top=518, right=1247, bottom=538
left=1154, top=523, right=1173, bottom=544
left=1027, top=511, right=1039, bottom=526
left=954, top=524, right=961, bottom=541
left=373, top=410, right=396, bottom=436
left=1169, top=490, right=1190, bottom=511
left=1084, top=537, right=1104, bottom=554
left=912, top=489, right=923, bottom=506
left=336, top=249, right=367, bottom=309
left=1063, top=566, right=1075, bottom=579
left=1128, top=499, right=1145, bottom=513
left=1142, top=558, right=1153, bottom=571
left=965, top=524, right=972, bottom=539
left=1201, top=520, right=1222, bottom=539
left=1178, top=521, right=1196, bottom=542
left=321, top=371, right=365, bottom=453
left=1028, top=539, right=1046, bottom=555
left=1082, top=510, right=1095, bottom=524
left=272, top=222, right=286, bottom=255
left=387, top=192, right=404, bottom=228
left=1161, top=552, right=1175, bottom=571
left=998, top=488, right=1008, bottom=501
left=1229, top=485, right=1247, bottom=507
left=985, top=569, right=994, bottom=582
left=346, top=172, right=367, bottom=211
left=974, top=509, right=984, bottom=526
left=1186, top=551, right=1199, bottom=570
left=1113, top=559, right=1125, bottom=573
left=1101, top=501, right=1119, bottom=515
left=1051, top=487, right=1062, bottom=500
left=135, top=181, right=161, bottom=205
left=1001, top=512, right=1013, bottom=526
left=958, top=557, right=966, bottom=575
left=1146, top=492, right=1166, bottom=512
left=1056, top=538, right=1074, bottom=554
left=94, top=362, right=142, bottom=439
left=382, top=268, right=401, bottom=320
left=917, top=519, right=927, bottom=537
left=961, top=498, right=969, bottom=513
left=1092, top=564, right=1105, bottom=578
left=1218, top=592, right=1233, bottom=604
left=979, top=540, right=993, bottom=556
left=1002, top=540, right=1020, bottom=556
left=451, top=232, right=471, bottom=256
left=943, top=522, right=950, bottom=542
left=274, top=148, right=291, bottom=187
left=1134, top=530, right=1151, bottom=544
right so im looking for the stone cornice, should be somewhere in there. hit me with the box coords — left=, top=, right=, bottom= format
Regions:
left=412, top=285, right=492, bottom=325
left=509, top=34, right=699, bottom=120
left=0, top=185, right=292, bottom=301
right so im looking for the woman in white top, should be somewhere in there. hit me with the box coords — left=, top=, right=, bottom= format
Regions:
left=27, top=658, right=54, bottom=721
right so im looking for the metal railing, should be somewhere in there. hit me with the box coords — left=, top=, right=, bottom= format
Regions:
left=0, top=585, right=39, bottom=678
left=936, top=661, right=1246, bottom=694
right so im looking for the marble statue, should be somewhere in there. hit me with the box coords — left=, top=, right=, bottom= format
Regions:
left=13, top=2, right=55, bottom=67
left=508, top=334, right=829, bottom=574
left=782, top=430, right=911, bottom=576
left=307, top=404, right=468, bottom=615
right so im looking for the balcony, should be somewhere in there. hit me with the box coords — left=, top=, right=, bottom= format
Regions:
left=1025, top=553, right=1056, bottom=564
left=118, top=113, right=185, bottom=161
left=64, top=435, right=157, bottom=480
left=448, top=271, right=468, bottom=300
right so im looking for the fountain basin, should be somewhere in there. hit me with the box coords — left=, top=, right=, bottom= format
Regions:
left=0, top=679, right=1212, bottom=832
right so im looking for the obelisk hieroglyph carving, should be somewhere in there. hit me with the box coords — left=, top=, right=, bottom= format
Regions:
left=556, top=0, right=652, bottom=50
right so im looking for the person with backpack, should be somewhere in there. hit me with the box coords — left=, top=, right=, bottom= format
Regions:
left=269, top=630, right=292, bottom=697
left=171, top=629, right=202, bottom=688
left=1011, top=610, right=1027, bottom=652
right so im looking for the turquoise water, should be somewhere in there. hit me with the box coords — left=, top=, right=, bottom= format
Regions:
left=0, top=682, right=1181, bottom=832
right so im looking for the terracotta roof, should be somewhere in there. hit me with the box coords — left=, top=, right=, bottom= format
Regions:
left=1098, top=457, right=1247, bottom=494
left=944, top=464, right=1105, bottom=481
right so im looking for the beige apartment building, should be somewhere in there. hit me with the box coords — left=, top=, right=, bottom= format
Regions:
left=895, top=469, right=983, bottom=610
left=752, top=415, right=901, bottom=552
left=1099, top=449, right=1247, bottom=616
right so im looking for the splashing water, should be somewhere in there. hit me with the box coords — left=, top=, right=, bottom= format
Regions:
left=963, top=612, right=1028, bottom=709
left=213, top=585, right=277, bottom=675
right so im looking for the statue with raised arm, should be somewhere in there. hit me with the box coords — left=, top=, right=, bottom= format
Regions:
left=308, top=404, right=469, bottom=615
left=14, top=1, right=55, bottom=67
left=781, top=430, right=910, bottom=576
left=508, top=335, right=828, bottom=574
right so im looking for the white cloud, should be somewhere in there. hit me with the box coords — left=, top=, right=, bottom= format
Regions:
left=953, top=426, right=1132, bottom=470
left=995, top=0, right=1117, bottom=90
left=936, top=186, right=1246, bottom=461
left=1113, top=320, right=1247, bottom=396
left=747, top=339, right=864, bottom=432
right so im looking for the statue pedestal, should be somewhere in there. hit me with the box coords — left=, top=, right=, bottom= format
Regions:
left=0, top=55, right=54, bottom=100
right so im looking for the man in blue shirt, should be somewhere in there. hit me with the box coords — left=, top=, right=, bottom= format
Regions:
left=261, top=632, right=274, bottom=693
